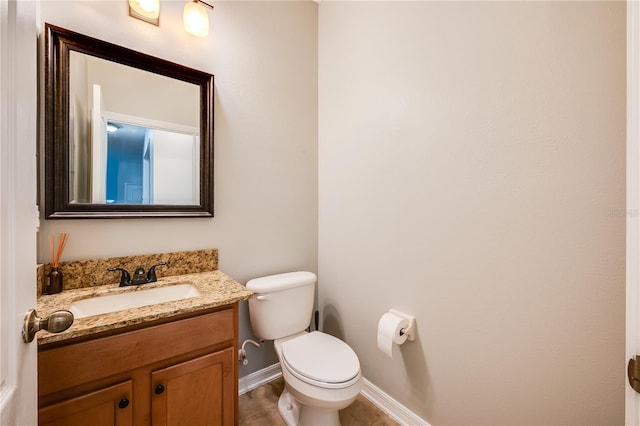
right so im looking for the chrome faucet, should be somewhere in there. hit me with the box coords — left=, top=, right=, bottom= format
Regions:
left=108, top=262, right=168, bottom=287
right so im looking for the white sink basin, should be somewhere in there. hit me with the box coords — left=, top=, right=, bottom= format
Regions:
left=69, top=284, right=201, bottom=319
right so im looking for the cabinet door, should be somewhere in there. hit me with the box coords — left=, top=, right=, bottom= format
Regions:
left=39, top=380, right=132, bottom=426
left=151, top=348, right=234, bottom=426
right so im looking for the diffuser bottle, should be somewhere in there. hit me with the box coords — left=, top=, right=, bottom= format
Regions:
left=45, top=267, right=63, bottom=295
left=46, top=232, right=69, bottom=295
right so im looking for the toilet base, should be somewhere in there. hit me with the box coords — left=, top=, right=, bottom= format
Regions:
left=278, top=388, right=341, bottom=426
left=278, top=389, right=301, bottom=426
left=299, top=404, right=340, bottom=426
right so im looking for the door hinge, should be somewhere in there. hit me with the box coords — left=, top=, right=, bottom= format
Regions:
left=629, top=357, right=640, bottom=393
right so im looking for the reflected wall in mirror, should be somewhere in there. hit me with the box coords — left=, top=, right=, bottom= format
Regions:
left=45, top=24, right=214, bottom=218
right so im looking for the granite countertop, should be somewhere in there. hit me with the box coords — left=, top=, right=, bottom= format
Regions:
left=36, top=270, right=253, bottom=346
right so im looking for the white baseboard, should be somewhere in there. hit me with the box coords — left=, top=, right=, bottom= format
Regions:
left=361, top=378, right=430, bottom=426
left=238, top=363, right=429, bottom=426
left=238, top=363, right=282, bottom=395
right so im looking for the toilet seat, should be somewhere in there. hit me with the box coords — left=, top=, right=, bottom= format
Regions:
left=281, top=331, right=361, bottom=389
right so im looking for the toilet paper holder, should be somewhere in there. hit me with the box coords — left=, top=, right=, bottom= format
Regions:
left=389, top=309, right=416, bottom=341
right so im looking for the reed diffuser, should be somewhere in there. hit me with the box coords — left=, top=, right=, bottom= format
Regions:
left=45, top=233, right=69, bottom=295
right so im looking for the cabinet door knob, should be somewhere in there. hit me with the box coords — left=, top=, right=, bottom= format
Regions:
left=118, top=397, right=130, bottom=409
left=155, top=384, right=165, bottom=394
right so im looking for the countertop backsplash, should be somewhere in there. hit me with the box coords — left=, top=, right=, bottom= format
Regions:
left=37, top=249, right=219, bottom=296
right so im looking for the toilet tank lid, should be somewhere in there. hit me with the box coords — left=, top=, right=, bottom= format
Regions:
left=246, top=271, right=317, bottom=293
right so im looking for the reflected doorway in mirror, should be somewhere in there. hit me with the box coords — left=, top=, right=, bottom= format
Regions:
left=102, top=119, right=199, bottom=205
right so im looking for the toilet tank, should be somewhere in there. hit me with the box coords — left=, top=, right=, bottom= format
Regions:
left=246, top=271, right=316, bottom=340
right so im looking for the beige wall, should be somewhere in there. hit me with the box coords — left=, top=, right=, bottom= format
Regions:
left=318, top=1, right=626, bottom=424
left=38, top=0, right=318, bottom=376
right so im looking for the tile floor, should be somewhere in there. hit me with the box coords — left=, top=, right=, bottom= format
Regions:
left=238, top=377, right=400, bottom=426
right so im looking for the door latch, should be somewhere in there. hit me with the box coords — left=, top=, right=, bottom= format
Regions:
left=629, top=357, right=640, bottom=393
left=22, top=309, right=74, bottom=343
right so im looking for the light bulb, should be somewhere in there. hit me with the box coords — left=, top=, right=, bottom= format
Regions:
left=137, top=0, right=157, bottom=13
left=184, top=1, right=209, bottom=37
left=128, top=0, right=160, bottom=25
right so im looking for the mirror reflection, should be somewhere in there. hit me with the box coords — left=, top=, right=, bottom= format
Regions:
left=68, top=51, right=200, bottom=206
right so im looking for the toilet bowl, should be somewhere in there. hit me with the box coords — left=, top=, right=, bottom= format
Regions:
left=246, top=272, right=362, bottom=426
left=275, top=332, right=362, bottom=425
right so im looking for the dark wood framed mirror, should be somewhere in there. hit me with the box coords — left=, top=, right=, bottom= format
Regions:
left=44, top=23, right=214, bottom=219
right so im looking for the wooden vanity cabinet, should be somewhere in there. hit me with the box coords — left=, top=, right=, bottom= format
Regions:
left=39, top=380, right=133, bottom=426
left=151, top=348, right=234, bottom=425
left=38, top=305, right=238, bottom=426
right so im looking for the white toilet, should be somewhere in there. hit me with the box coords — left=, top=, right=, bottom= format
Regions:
left=246, top=271, right=362, bottom=426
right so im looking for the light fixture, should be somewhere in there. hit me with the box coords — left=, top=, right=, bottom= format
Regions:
left=128, top=0, right=160, bottom=26
left=183, top=0, right=213, bottom=37
left=107, top=123, right=121, bottom=133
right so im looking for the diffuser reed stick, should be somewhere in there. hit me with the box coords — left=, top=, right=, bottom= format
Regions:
left=49, top=232, right=69, bottom=268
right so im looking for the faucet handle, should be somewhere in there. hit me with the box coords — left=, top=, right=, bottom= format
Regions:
left=107, top=267, right=131, bottom=286
left=146, top=262, right=168, bottom=283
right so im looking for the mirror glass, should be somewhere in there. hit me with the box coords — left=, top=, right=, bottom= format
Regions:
left=45, top=24, right=214, bottom=218
left=69, top=52, right=200, bottom=206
